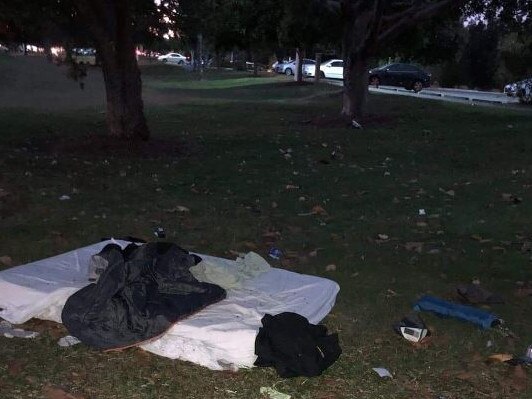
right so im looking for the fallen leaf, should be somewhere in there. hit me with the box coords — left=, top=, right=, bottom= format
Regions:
left=0, top=255, right=13, bottom=266
left=262, top=230, right=281, bottom=243
left=325, top=264, right=337, bottom=272
left=240, top=241, right=258, bottom=250
left=456, top=371, right=474, bottom=381
left=377, top=234, right=389, bottom=240
left=285, top=184, right=300, bottom=190
left=405, top=242, right=423, bottom=253
left=311, top=205, right=328, bottom=215
left=486, top=353, right=513, bottom=364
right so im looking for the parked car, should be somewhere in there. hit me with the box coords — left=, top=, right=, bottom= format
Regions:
left=505, top=78, right=532, bottom=104
left=368, top=63, right=431, bottom=92
left=72, top=48, right=97, bottom=65
left=276, top=59, right=315, bottom=76
left=302, top=59, right=343, bottom=78
left=271, top=59, right=287, bottom=70
left=312, top=59, right=344, bottom=79
left=157, top=52, right=187, bottom=65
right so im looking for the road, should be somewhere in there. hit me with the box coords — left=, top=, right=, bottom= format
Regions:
left=321, top=78, right=521, bottom=107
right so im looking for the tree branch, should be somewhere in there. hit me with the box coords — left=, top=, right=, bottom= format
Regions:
left=382, top=0, right=425, bottom=23
left=352, top=0, right=386, bottom=55
left=378, top=0, right=462, bottom=43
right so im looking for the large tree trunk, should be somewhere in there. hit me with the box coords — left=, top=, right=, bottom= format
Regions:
left=341, top=56, right=368, bottom=121
left=252, top=51, right=259, bottom=77
left=99, top=42, right=149, bottom=140
left=197, top=32, right=204, bottom=79
left=75, top=0, right=149, bottom=140
left=340, top=4, right=376, bottom=123
left=314, top=53, right=322, bottom=83
left=295, top=47, right=304, bottom=83
left=338, top=0, right=456, bottom=122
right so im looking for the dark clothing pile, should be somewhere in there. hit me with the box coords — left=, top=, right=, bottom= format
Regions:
left=254, top=312, right=341, bottom=378
left=61, top=242, right=226, bottom=350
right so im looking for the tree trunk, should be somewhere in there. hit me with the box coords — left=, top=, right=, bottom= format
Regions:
left=341, top=5, right=375, bottom=122
left=197, top=32, right=204, bottom=79
left=341, top=56, right=368, bottom=121
left=295, top=47, right=304, bottom=83
left=99, top=42, right=149, bottom=140
left=74, top=0, right=149, bottom=140
left=252, top=51, right=258, bottom=77
left=314, top=53, right=322, bottom=83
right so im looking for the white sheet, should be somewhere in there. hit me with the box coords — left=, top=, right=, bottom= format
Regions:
left=0, top=240, right=339, bottom=370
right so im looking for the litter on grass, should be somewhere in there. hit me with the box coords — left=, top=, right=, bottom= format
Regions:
left=58, top=335, right=81, bottom=347
left=413, top=295, right=502, bottom=329
left=268, top=247, right=282, bottom=260
left=0, top=320, right=39, bottom=339
left=372, top=367, right=393, bottom=378
left=456, top=283, right=504, bottom=305
left=260, top=387, right=291, bottom=399
left=393, top=313, right=429, bottom=343
left=153, top=227, right=166, bottom=238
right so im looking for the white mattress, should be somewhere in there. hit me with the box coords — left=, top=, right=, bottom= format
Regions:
left=0, top=240, right=339, bottom=370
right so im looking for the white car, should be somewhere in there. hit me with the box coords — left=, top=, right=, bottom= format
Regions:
left=276, top=59, right=316, bottom=76
left=318, top=59, right=344, bottom=79
left=157, top=52, right=187, bottom=65
left=304, top=59, right=344, bottom=79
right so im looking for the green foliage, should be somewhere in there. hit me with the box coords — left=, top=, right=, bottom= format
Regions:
left=499, top=31, right=532, bottom=79
left=0, top=0, right=174, bottom=49
left=278, top=0, right=339, bottom=50
left=460, top=23, right=501, bottom=89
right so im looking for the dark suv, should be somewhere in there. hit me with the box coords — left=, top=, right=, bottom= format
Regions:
left=368, top=63, right=431, bottom=92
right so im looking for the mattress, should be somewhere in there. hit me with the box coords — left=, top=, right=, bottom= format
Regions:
left=0, top=240, right=340, bottom=370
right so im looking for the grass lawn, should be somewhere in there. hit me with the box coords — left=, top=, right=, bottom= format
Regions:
left=1, top=57, right=531, bottom=399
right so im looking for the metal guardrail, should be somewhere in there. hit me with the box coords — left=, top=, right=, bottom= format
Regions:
left=368, top=85, right=518, bottom=105
left=314, top=77, right=525, bottom=107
